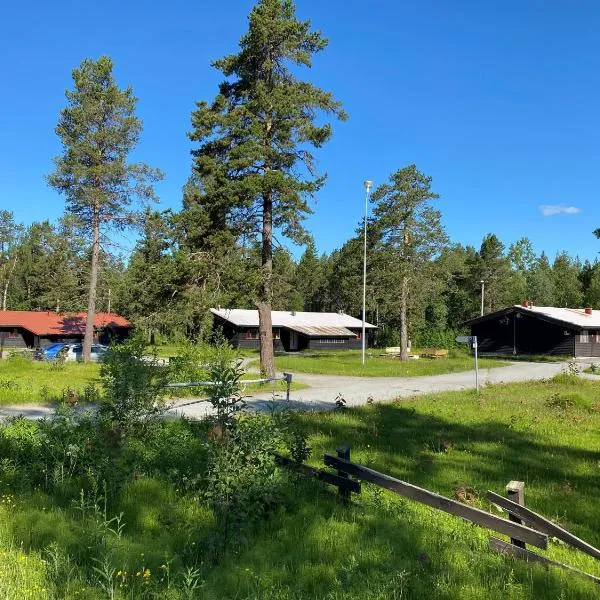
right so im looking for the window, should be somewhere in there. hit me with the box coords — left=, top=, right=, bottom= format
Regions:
left=317, top=338, right=346, bottom=344
left=579, top=330, right=589, bottom=343
left=244, top=329, right=280, bottom=340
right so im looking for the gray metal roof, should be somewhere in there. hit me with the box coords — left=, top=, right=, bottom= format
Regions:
left=211, top=308, right=377, bottom=335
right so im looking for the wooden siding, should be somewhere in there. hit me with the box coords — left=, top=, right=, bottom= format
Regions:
left=0, top=329, right=27, bottom=349
left=471, top=311, right=576, bottom=357
left=574, top=330, right=600, bottom=357
left=216, top=318, right=372, bottom=352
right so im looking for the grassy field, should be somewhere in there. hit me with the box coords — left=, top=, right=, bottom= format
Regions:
left=0, top=356, right=306, bottom=405
left=266, top=349, right=510, bottom=377
left=0, top=376, right=599, bottom=598
left=0, top=357, right=101, bottom=405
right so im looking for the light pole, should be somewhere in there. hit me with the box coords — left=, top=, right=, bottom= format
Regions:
left=480, top=280, right=485, bottom=316
left=362, top=180, right=373, bottom=366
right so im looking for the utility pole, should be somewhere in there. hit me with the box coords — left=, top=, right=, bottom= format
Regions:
left=362, top=180, right=373, bottom=366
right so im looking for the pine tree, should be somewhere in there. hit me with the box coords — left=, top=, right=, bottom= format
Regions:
left=552, top=252, right=583, bottom=307
left=370, top=165, right=447, bottom=360
left=527, top=252, right=555, bottom=305
left=188, top=0, right=346, bottom=376
left=48, top=56, right=162, bottom=360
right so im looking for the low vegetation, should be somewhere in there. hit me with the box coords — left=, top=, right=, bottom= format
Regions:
left=0, top=344, right=302, bottom=406
left=0, top=352, right=598, bottom=598
left=0, top=355, right=101, bottom=405
left=267, top=349, right=509, bottom=377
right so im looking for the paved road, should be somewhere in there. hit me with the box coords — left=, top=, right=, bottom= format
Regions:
left=171, top=360, right=586, bottom=418
left=1, top=360, right=596, bottom=421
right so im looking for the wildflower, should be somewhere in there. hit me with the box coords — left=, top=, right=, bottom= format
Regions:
left=143, top=568, right=151, bottom=578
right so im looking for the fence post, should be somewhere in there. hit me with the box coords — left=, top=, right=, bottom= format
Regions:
left=336, top=445, right=351, bottom=504
left=283, top=372, right=293, bottom=402
left=506, top=480, right=526, bottom=548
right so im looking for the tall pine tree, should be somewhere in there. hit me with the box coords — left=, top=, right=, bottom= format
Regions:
left=188, top=0, right=346, bottom=376
left=48, top=56, right=162, bottom=360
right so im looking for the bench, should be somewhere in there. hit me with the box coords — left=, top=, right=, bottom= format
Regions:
left=419, top=348, right=449, bottom=359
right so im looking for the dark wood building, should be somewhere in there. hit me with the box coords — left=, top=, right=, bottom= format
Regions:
left=0, top=311, right=132, bottom=352
left=464, top=304, right=600, bottom=357
left=211, top=308, right=377, bottom=352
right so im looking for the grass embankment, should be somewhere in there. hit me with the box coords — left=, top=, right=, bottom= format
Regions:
left=0, top=358, right=101, bottom=405
left=267, top=349, right=509, bottom=377
left=1, top=377, right=599, bottom=598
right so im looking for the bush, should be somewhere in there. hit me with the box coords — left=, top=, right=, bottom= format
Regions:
left=546, top=392, right=592, bottom=411
left=204, top=414, right=285, bottom=547
left=99, top=336, right=168, bottom=433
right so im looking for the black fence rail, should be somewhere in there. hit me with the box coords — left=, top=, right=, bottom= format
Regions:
left=274, top=445, right=600, bottom=585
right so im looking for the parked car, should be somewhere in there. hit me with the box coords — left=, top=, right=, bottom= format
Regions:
left=38, top=343, right=109, bottom=362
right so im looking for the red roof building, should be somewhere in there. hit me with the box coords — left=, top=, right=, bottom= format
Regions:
left=0, top=311, right=132, bottom=349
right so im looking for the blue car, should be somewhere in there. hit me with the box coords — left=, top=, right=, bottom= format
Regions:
left=40, top=343, right=67, bottom=360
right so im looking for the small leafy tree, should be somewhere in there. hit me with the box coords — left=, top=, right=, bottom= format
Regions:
left=48, top=56, right=162, bottom=361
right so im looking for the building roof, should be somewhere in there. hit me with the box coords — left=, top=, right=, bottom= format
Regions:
left=211, top=308, right=376, bottom=338
left=0, top=311, right=132, bottom=336
left=465, top=305, right=600, bottom=330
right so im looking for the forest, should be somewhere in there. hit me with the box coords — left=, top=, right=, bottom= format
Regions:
left=1, top=204, right=599, bottom=349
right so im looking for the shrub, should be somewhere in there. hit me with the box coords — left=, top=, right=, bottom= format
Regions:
left=546, top=392, right=592, bottom=411
left=99, top=336, right=167, bottom=434
left=204, top=414, right=285, bottom=546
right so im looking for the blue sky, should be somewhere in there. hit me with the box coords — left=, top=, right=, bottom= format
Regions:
left=1, top=0, right=599, bottom=260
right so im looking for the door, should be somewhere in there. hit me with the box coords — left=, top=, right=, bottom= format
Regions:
left=289, top=331, right=299, bottom=351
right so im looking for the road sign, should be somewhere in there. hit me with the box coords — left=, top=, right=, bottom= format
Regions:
left=455, top=335, right=472, bottom=344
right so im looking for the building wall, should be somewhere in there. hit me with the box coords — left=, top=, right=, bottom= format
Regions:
left=471, top=312, right=576, bottom=356
left=0, top=329, right=28, bottom=349
left=574, top=330, right=600, bottom=357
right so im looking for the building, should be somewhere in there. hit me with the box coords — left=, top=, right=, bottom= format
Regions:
left=0, top=311, right=132, bottom=351
left=464, top=303, right=600, bottom=357
left=211, top=308, right=377, bottom=351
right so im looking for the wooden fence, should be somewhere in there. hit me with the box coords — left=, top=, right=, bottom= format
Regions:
left=273, top=445, right=600, bottom=585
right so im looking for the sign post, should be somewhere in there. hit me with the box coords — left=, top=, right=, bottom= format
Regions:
left=455, top=335, right=479, bottom=393
left=473, top=336, right=479, bottom=393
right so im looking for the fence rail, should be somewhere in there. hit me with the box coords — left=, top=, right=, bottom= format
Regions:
left=274, top=444, right=600, bottom=585
left=163, top=372, right=293, bottom=404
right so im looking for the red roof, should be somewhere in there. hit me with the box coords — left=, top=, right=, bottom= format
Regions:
left=0, top=311, right=131, bottom=336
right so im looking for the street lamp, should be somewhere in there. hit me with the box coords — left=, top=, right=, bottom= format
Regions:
left=480, top=280, right=485, bottom=316
left=362, top=180, right=373, bottom=366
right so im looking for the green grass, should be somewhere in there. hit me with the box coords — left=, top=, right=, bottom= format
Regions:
left=481, top=353, right=572, bottom=363
left=0, top=357, right=101, bottom=405
left=265, top=349, right=509, bottom=377
left=1, top=378, right=599, bottom=598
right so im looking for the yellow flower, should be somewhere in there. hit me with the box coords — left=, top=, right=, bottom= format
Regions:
left=143, top=568, right=151, bottom=578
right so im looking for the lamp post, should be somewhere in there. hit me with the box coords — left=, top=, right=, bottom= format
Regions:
left=480, top=280, right=485, bottom=317
left=362, top=180, right=373, bottom=366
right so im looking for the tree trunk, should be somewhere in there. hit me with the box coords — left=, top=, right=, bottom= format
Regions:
left=399, top=275, right=409, bottom=361
left=258, top=192, right=275, bottom=378
left=2, top=254, right=18, bottom=311
left=83, top=213, right=100, bottom=362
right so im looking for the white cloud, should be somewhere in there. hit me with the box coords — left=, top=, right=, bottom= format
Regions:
left=538, top=204, right=581, bottom=217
